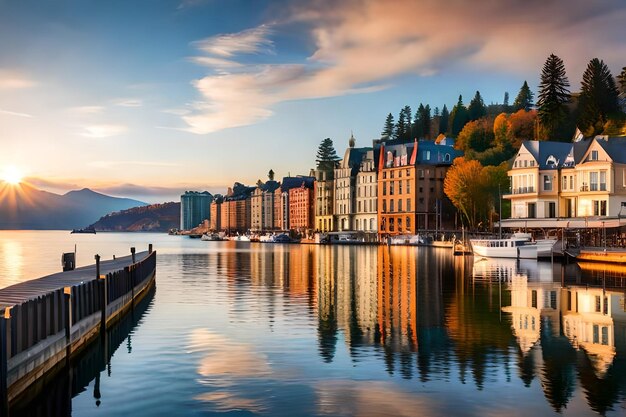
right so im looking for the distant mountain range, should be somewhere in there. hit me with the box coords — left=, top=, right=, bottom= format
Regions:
left=0, top=181, right=147, bottom=230
left=89, top=202, right=180, bottom=232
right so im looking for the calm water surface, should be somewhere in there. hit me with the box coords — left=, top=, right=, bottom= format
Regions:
left=1, top=231, right=625, bottom=416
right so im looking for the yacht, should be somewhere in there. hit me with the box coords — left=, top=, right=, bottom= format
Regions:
left=201, top=233, right=222, bottom=241
left=470, top=233, right=555, bottom=259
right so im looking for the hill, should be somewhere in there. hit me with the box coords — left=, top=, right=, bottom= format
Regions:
left=89, top=202, right=180, bottom=232
left=0, top=182, right=147, bottom=230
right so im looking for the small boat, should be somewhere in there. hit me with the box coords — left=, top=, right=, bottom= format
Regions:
left=201, top=233, right=222, bottom=241
left=188, top=234, right=202, bottom=239
left=470, top=233, right=555, bottom=259
left=71, top=226, right=96, bottom=234
left=229, top=234, right=251, bottom=242
left=272, top=233, right=292, bottom=243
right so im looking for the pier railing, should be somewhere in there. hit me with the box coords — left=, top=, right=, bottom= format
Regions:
left=1, top=247, right=156, bottom=407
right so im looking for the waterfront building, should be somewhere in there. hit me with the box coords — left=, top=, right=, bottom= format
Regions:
left=334, top=134, right=371, bottom=231
left=377, top=138, right=461, bottom=238
left=289, top=183, right=315, bottom=232
left=274, top=187, right=283, bottom=230
left=504, top=136, right=626, bottom=226
left=180, top=191, right=213, bottom=230
left=354, top=149, right=377, bottom=233
left=221, top=182, right=255, bottom=234
left=250, top=181, right=281, bottom=232
left=314, top=169, right=335, bottom=233
left=280, top=175, right=315, bottom=232
left=209, top=194, right=223, bottom=231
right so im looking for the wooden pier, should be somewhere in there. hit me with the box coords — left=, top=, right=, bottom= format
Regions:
left=0, top=246, right=156, bottom=411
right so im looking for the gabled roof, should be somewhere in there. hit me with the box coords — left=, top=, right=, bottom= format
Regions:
left=261, top=180, right=281, bottom=193
left=281, top=176, right=315, bottom=191
left=519, top=141, right=572, bottom=169
left=595, top=137, right=626, bottom=163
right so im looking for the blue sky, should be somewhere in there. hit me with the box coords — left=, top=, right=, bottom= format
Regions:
left=1, top=0, right=625, bottom=202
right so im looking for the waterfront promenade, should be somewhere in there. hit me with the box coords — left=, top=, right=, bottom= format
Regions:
left=0, top=247, right=156, bottom=410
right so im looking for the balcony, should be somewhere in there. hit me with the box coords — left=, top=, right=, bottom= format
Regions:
left=580, top=183, right=607, bottom=192
left=509, top=186, right=536, bottom=195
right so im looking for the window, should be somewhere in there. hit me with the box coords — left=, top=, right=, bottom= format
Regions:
left=590, top=150, right=599, bottom=161
left=398, top=199, right=403, bottom=212
left=397, top=218, right=402, bottom=232
left=358, top=201, right=362, bottom=212
left=419, top=170, right=424, bottom=178
left=595, top=295, right=601, bottom=312
left=593, top=325, right=599, bottom=344
left=590, top=172, right=599, bottom=191
left=383, top=172, right=387, bottom=179
left=407, top=198, right=411, bottom=211
left=390, top=182, right=394, bottom=195
left=600, top=171, right=606, bottom=191
left=543, top=175, right=552, bottom=191
left=406, top=216, right=411, bottom=229
left=399, top=170, right=402, bottom=178
left=383, top=182, right=387, bottom=196
left=390, top=200, right=395, bottom=212
left=524, top=160, right=528, bottom=167
left=391, top=171, right=394, bottom=179
left=532, top=291, right=537, bottom=308
left=407, top=180, right=410, bottom=194
left=570, top=176, right=574, bottom=190
left=382, top=200, right=386, bottom=213
left=562, top=175, right=567, bottom=190
left=530, top=160, right=535, bottom=167
left=425, top=150, right=431, bottom=160
left=444, top=153, right=450, bottom=162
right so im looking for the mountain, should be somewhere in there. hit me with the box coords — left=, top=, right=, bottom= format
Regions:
left=0, top=182, right=147, bottom=230
left=89, top=202, right=180, bottom=232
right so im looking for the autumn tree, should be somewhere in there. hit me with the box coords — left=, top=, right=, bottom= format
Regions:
left=493, top=113, right=509, bottom=148
left=507, top=110, right=537, bottom=149
left=513, top=81, right=534, bottom=111
left=381, top=113, right=395, bottom=140
left=316, top=138, right=340, bottom=171
left=537, top=54, right=571, bottom=140
left=455, top=118, right=494, bottom=153
left=444, top=158, right=488, bottom=229
left=578, top=58, right=620, bottom=136
left=468, top=91, right=487, bottom=121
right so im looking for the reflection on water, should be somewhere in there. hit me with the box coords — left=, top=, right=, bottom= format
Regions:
left=3, top=231, right=626, bottom=416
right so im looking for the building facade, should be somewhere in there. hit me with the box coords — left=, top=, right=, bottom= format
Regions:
left=289, top=184, right=315, bottom=231
left=377, top=138, right=461, bottom=238
left=180, top=191, right=213, bottom=230
left=209, top=195, right=223, bottom=231
left=334, top=135, right=370, bottom=231
left=505, top=136, right=626, bottom=222
left=220, top=183, right=255, bottom=234
left=354, top=150, right=377, bottom=233
left=314, top=169, right=334, bottom=232
left=280, top=176, right=315, bottom=231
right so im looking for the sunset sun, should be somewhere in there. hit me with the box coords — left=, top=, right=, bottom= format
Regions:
left=1, top=166, right=24, bottom=185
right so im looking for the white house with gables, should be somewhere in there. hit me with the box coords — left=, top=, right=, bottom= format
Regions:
left=503, top=136, right=626, bottom=228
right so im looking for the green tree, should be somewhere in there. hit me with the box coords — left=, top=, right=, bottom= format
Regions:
left=537, top=54, right=571, bottom=140
left=394, top=106, right=412, bottom=140
left=316, top=138, right=340, bottom=171
left=578, top=58, right=620, bottom=135
left=268, top=169, right=275, bottom=181
left=503, top=92, right=510, bottom=108
left=468, top=91, right=487, bottom=121
left=513, top=81, right=534, bottom=112
left=618, top=67, right=626, bottom=95
left=381, top=113, right=395, bottom=140
left=450, top=95, right=469, bottom=137
left=439, top=104, right=449, bottom=134
left=412, top=106, right=423, bottom=139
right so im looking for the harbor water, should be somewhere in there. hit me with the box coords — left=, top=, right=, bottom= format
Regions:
left=1, top=231, right=625, bottom=416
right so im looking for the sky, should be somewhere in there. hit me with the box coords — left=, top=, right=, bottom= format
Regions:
left=0, top=0, right=625, bottom=203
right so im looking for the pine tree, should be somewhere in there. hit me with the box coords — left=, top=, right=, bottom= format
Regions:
left=316, top=138, right=340, bottom=171
left=578, top=58, right=620, bottom=135
left=402, top=105, right=412, bottom=140
left=268, top=169, right=275, bottom=181
left=450, top=95, right=469, bottom=137
left=394, top=106, right=412, bottom=140
left=503, top=92, right=509, bottom=108
left=513, top=81, right=534, bottom=112
left=421, top=104, right=432, bottom=139
left=412, top=108, right=423, bottom=139
left=381, top=113, right=395, bottom=140
left=439, top=104, right=449, bottom=134
left=537, top=54, right=571, bottom=139
left=468, top=91, right=486, bottom=121
left=619, top=67, right=626, bottom=95
left=433, top=106, right=440, bottom=117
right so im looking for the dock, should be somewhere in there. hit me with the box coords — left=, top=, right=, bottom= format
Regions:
left=0, top=246, right=156, bottom=410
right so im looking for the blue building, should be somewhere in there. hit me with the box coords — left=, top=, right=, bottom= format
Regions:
left=180, top=191, right=213, bottom=230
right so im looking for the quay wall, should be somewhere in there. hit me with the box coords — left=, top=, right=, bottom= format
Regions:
left=0, top=248, right=156, bottom=406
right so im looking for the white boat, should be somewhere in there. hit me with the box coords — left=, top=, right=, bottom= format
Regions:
left=229, top=234, right=251, bottom=242
left=201, top=233, right=222, bottom=241
left=470, top=233, right=556, bottom=259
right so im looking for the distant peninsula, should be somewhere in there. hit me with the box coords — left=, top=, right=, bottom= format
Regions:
left=89, top=202, right=180, bottom=232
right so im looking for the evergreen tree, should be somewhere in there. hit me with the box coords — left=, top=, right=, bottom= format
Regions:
left=421, top=104, right=432, bottom=139
left=433, top=106, right=440, bottom=117
left=513, top=81, right=534, bottom=112
left=468, top=91, right=486, bottom=121
left=381, top=113, right=395, bottom=140
left=450, top=95, right=469, bottom=137
left=619, top=67, right=626, bottom=95
left=503, top=92, right=510, bottom=108
left=537, top=54, right=571, bottom=139
left=578, top=58, right=620, bottom=135
left=439, top=104, right=449, bottom=134
left=402, top=105, right=412, bottom=140
left=395, top=106, right=412, bottom=140
left=412, top=108, right=423, bottom=139
left=316, top=138, right=340, bottom=171
left=268, top=169, right=275, bottom=181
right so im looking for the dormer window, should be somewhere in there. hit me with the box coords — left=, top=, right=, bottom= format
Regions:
left=444, top=153, right=450, bottom=162
left=546, top=155, right=557, bottom=167
left=590, top=150, right=599, bottom=161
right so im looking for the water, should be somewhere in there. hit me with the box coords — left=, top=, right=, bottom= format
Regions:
left=2, top=231, right=625, bottom=416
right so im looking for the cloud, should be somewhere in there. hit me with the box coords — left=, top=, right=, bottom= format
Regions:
left=81, top=124, right=128, bottom=138
left=193, top=25, right=274, bottom=58
left=181, top=0, right=626, bottom=134
left=0, top=69, right=36, bottom=89
left=0, top=108, right=33, bottom=118
left=114, top=98, right=143, bottom=107
left=69, top=105, right=104, bottom=115
left=89, top=160, right=180, bottom=169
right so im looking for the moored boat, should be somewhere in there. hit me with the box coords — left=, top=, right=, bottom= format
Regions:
left=470, top=233, right=555, bottom=259
left=201, top=233, right=223, bottom=241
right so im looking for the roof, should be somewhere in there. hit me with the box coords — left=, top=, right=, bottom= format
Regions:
left=519, top=141, right=572, bottom=169
left=261, top=180, right=281, bottom=193
left=281, top=176, right=315, bottom=191
left=377, top=139, right=461, bottom=169
left=596, top=136, right=626, bottom=163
